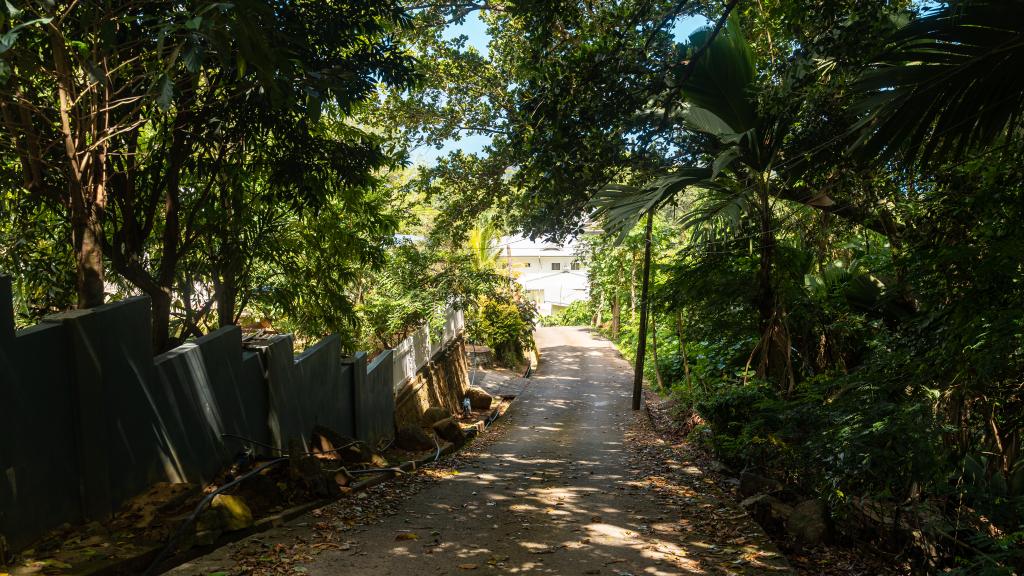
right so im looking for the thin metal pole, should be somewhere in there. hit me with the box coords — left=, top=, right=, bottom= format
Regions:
left=632, top=211, right=654, bottom=410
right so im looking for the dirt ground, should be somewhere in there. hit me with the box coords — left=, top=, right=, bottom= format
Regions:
left=167, top=327, right=791, bottom=575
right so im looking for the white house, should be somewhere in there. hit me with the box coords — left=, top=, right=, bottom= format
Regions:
left=500, top=236, right=588, bottom=316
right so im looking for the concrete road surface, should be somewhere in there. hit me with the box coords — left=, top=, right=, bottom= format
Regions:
left=169, top=327, right=789, bottom=575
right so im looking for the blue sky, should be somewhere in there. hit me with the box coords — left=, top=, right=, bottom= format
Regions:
left=411, top=12, right=711, bottom=166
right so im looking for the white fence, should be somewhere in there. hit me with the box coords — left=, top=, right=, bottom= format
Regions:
left=391, top=308, right=465, bottom=392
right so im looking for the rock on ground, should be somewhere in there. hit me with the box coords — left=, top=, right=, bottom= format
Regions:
left=741, top=493, right=793, bottom=533
left=421, top=406, right=450, bottom=426
left=463, top=385, right=493, bottom=410
left=787, top=499, right=830, bottom=547
left=740, top=470, right=784, bottom=497
left=395, top=425, right=435, bottom=451
left=431, top=416, right=466, bottom=444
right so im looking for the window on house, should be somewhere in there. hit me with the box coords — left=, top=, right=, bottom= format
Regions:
left=571, top=261, right=581, bottom=270
left=551, top=262, right=561, bottom=271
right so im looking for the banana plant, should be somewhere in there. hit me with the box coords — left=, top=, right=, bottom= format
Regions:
left=467, top=219, right=504, bottom=271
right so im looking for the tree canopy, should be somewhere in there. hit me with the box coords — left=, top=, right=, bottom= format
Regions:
left=2, top=0, right=1024, bottom=570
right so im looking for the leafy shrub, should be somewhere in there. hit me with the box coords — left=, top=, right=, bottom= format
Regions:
left=693, top=382, right=788, bottom=468
left=472, top=296, right=536, bottom=368
left=695, top=382, right=772, bottom=439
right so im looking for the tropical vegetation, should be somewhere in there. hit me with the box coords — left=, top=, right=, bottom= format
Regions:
left=3, top=0, right=1024, bottom=571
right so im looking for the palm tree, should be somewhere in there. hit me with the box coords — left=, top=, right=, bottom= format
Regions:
left=592, top=2, right=1024, bottom=393
left=592, top=19, right=799, bottom=393
left=467, top=219, right=503, bottom=271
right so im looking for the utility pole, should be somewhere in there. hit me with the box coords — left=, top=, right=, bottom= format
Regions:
left=632, top=211, right=654, bottom=410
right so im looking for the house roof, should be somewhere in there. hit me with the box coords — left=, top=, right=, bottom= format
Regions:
left=519, top=270, right=588, bottom=285
left=394, top=234, right=425, bottom=244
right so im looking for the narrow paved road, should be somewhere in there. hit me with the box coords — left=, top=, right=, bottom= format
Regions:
left=171, top=327, right=789, bottom=575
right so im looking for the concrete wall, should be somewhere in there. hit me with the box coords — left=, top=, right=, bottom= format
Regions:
left=0, top=276, right=395, bottom=552
left=394, top=336, right=470, bottom=429
left=392, top=308, right=465, bottom=391
left=359, top=351, right=394, bottom=448
left=152, top=326, right=270, bottom=485
left=0, top=287, right=81, bottom=553
left=260, top=333, right=358, bottom=451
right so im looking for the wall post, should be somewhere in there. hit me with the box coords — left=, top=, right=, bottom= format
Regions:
left=40, top=309, right=113, bottom=521
left=0, top=276, right=14, bottom=342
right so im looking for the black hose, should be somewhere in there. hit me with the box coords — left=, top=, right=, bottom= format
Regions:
left=485, top=408, right=501, bottom=427
left=142, top=457, right=289, bottom=576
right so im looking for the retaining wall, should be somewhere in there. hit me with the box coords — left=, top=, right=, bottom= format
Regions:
left=391, top=309, right=465, bottom=392
left=394, top=336, right=470, bottom=428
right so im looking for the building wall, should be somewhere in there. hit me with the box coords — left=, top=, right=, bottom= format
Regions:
left=507, top=255, right=586, bottom=274
left=507, top=256, right=589, bottom=315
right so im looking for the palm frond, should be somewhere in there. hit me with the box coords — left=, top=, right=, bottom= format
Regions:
left=678, top=184, right=749, bottom=250
left=852, top=0, right=1024, bottom=166
left=590, top=167, right=713, bottom=242
left=467, top=221, right=502, bottom=269
left=679, top=17, right=758, bottom=135
left=681, top=103, right=737, bottom=136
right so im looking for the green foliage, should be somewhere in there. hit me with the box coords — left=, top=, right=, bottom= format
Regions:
left=542, top=300, right=592, bottom=327
left=852, top=1, right=1024, bottom=167
left=0, top=190, right=75, bottom=325
left=476, top=298, right=525, bottom=348
left=694, top=382, right=772, bottom=444
left=0, top=0, right=416, bottom=348
left=569, top=3, right=1024, bottom=565
left=2, top=1, right=1024, bottom=571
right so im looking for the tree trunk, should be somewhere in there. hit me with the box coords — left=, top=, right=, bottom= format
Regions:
left=756, top=181, right=775, bottom=338
left=71, top=192, right=106, bottom=308
left=650, top=311, right=663, bottom=389
left=595, top=293, right=604, bottom=327
left=150, top=288, right=173, bottom=351
left=611, top=293, right=621, bottom=339
left=630, top=252, right=637, bottom=321
left=753, top=177, right=794, bottom=394
left=215, top=273, right=237, bottom=329
left=675, top=311, right=693, bottom=391
left=151, top=110, right=192, bottom=351
left=108, top=109, right=192, bottom=352
left=50, top=26, right=107, bottom=308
